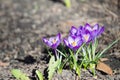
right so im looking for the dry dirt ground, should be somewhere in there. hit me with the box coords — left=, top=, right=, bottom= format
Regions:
left=0, top=0, right=120, bottom=80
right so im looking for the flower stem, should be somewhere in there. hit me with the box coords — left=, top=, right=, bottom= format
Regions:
left=54, top=49, right=58, bottom=60
left=74, top=51, right=78, bottom=61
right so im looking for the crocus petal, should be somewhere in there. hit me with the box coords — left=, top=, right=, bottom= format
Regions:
left=85, top=23, right=92, bottom=31
left=68, top=45, right=74, bottom=50
left=51, top=44, right=57, bottom=49
left=97, top=26, right=104, bottom=36
left=91, top=30, right=98, bottom=38
left=70, top=26, right=77, bottom=35
left=77, top=40, right=82, bottom=46
left=73, top=46, right=80, bottom=50
left=43, top=38, right=53, bottom=47
left=85, top=23, right=91, bottom=27
left=68, top=36, right=75, bottom=44
left=63, top=39, right=69, bottom=46
left=79, top=26, right=84, bottom=31
left=43, top=38, right=48, bottom=43
left=55, top=33, right=61, bottom=47
left=56, top=40, right=61, bottom=47
left=49, top=37, right=55, bottom=42
left=56, top=33, right=61, bottom=41
left=81, top=30, right=92, bottom=43
left=83, top=34, right=90, bottom=42
left=47, top=41, right=53, bottom=47
left=93, top=24, right=99, bottom=31
left=75, top=36, right=81, bottom=42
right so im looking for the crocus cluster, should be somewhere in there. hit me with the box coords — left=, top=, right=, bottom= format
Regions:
left=43, top=23, right=104, bottom=50
left=42, top=23, right=105, bottom=76
left=64, top=23, right=104, bottom=50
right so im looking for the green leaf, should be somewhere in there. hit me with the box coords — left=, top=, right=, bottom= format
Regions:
left=69, top=49, right=75, bottom=61
left=11, top=69, right=21, bottom=80
left=64, top=0, right=71, bottom=8
left=76, top=65, right=81, bottom=76
left=48, top=56, right=60, bottom=80
left=11, top=69, right=30, bottom=80
left=48, top=51, right=52, bottom=57
left=97, top=38, right=119, bottom=58
left=76, top=43, right=85, bottom=55
left=86, top=44, right=92, bottom=61
left=35, top=70, right=44, bottom=80
left=56, top=49, right=66, bottom=57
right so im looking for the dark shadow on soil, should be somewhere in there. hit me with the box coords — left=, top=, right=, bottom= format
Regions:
left=40, top=48, right=52, bottom=63
left=15, top=55, right=36, bottom=64
left=50, top=0, right=62, bottom=3
left=97, top=70, right=109, bottom=75
left=43, top=68, right=49, bottom=80
left=30, top=69, right=37, bottom=80
left=118, top=0, right=120, bottom=9
left=49, top=0, right=65, bottom=6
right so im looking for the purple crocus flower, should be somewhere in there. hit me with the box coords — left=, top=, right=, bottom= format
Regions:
left=63, top=36, right=83, bottom=50
left=70, top=26, right=78, bottom=36
left=69, top=25, right=92, bottom=43
left=84, top=23, right=104, bottom=39
left=81, top=30, right=92, bottom=43
left=43, top=33, right=61, bottom=49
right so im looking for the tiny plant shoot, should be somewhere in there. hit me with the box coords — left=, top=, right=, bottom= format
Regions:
left=64, top=0, right=71, bottom=8
left=11, top=69, right=44, bottom=80
left=11, top=69, right=30, bottom=80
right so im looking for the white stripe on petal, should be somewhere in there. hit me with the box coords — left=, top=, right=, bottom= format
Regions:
left=43, top=38, right=48, bottom=43
left=75, top=37, right=81, bottom=42
left=68, top=36, right=74, bottom=44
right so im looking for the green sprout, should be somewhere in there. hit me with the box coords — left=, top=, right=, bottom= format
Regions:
left=11, top=69, right=30, bottom=80
left=64, top=0, right=71, bottom=8
left=11, top=69, right=44, bottom=80
left=35, top=70, right=44, bottom=80
left=48, top=56, right=60, bottom=80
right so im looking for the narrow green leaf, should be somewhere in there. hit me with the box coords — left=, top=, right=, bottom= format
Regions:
left=92, top=39, right=98, bottom=60
left=11, top=69, right=30, bottom=80
left=87, top=47, right=92, bottom=61
left=98, top=39, right=119, bottom=58
left=56, top=49, right=66, bottom=57
left=76, top=43, right=85, bottom=55
left=36, top=70, right=44, bottom=80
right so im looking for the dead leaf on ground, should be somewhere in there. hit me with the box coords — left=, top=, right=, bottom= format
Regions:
left=100, top=58, right=109, bottom=61
left=0, top=61, right=9, bottom=67
left=96, top=61, right=113, bottom=75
